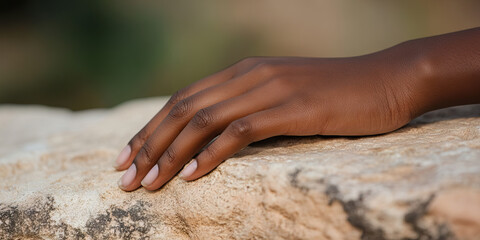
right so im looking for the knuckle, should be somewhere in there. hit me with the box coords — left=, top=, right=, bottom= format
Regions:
left=137, top=142, right=157, bottom=165
left=128, top=129, right=149, bottom=149
left=169, top=98, right=193, bottom=119
left=238, top=57, right=260, bottom=67
left=167, top=89, right=188, bottom=106
left=269, top=76, right=290, bottom=88
left=163, top=147, right=177, bottom=165
left=191, top=108, right=215, bottom=129
left=254, top=62, right=279, bottom=77
left=202, top=144, right=218, bottom=160
left=229, top=119, right=254, bottom=138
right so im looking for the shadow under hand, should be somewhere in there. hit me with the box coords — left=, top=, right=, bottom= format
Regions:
left=409, top=104, right=480, bottom=126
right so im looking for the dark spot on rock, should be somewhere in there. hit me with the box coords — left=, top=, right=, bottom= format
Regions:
left=316, top=178, right=325, bottom=184
left=325, top=185, right=385, bottom=240
left=0, top=204, right=20, bottom=237
left=0, top=196, right=153, bottom=240
left=327, top=188, right=455, bottom=240
left=402, top=195, right=455, bottom=240
left=325, top=185, right=339, bottom=205
left=404, top=195, right=434, bottom=225
left=0, top=195, right=63, bottom=239
left=85, top=212, right=112, bottom=236
left=111, top=207, right=128, bottom=219
left=343, top=199, right=385, bottom=240
left=289, top=168, right=301, bottom=187
left=288, top=168, right=309, bottom=193
left=85, top=201, right=153, bottom=240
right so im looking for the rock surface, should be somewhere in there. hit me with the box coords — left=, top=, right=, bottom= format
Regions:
left=0, top=97, right=479, bottom=240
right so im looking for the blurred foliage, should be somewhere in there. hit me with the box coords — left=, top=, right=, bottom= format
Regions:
left=1, top=0, right=479, bottom=110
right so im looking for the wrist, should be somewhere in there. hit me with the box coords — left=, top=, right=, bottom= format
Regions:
left=399, top=28, right=480, bottom=116
left=374, top=39, right=437, bottom=121
left=400, top=39, right=438, bottom=117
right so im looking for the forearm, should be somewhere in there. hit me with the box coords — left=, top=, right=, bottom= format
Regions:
left=404, top=28, right=480, bottom=115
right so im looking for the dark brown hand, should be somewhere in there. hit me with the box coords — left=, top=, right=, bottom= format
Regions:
left=114, top=27, right=480, bottom=191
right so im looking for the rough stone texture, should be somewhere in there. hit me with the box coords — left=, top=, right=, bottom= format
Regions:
left=1, top=97, right=479, bottom=240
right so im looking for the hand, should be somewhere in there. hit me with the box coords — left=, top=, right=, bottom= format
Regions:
left=113, top=51, right=423, bottom=191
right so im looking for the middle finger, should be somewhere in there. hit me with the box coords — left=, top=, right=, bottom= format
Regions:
left=140, top=79, right=292, bottom=190
left=118, top=69, right=273, bottom=191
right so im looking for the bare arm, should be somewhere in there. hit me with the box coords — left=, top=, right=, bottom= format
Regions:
left=114, top=27, right=480, bottom=192
left=405, top=27, right=480, bottom=113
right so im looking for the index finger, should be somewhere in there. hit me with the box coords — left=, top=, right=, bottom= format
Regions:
left=113, top=66, right=236, bottom=170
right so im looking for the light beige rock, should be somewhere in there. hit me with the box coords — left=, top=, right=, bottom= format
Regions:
left=0, top=97, right=479, bottom=240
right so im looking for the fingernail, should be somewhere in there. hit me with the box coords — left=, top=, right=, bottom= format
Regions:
left=114, top=145, right=131, bottom=168
left=141, top=164, right=159, bottom=187
left=179, top=159, right=197, bottom=180
left=118, top=164, right=136, bottom=189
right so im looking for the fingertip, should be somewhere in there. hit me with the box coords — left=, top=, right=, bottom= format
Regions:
left=141, top=164, right=159, bottom=187
left=178, top=159, right=198, bottom=180
left=118, top=163, right=137, bottom=191
left=114, top=145, right=132, bottom=170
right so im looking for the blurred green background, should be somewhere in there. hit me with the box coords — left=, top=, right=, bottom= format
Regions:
left=1, top=0, right=480, bottom=110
